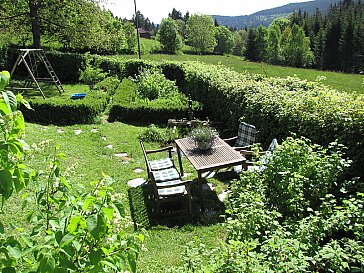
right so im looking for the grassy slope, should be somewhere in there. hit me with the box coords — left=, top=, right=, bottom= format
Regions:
left=2, top=81, right=227, bottom=272
left=124, top=38, right=364, bottom=94
left=17, top=120, right=226, bottom=272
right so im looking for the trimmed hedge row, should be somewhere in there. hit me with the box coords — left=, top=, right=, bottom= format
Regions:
left=178, top=61, right=364, bottom=180
left=22, top=88, right=113, bottom=125
left=6, top=51, right=363, bottom=179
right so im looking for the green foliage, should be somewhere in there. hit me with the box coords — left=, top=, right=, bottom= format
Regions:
left=0, top=71, right=143, bottom=272
left=93, top=76, right=121, bottom=96
left=186, top=14, right=217, bottom=54
left=21, top=86, right=111, bottom=125
left=283, top=24, right=314, bottom=67
left=0, top=72, right=35, bottom=203
left=0, top=0, right=129, bottom=54
left=0, top=149, right=144, bottom=272
left=263, top=137, right=350, bottom=218
left=109, top=78, right=201, bottom=124
left=122, top=21, right=138, bottom=54
left=79, top=53, right=108, bottom=89
left=214, top=26, right=235, bottom=55
left=158, top=18, right=184, bottom=54
left=232, top=30, right=248, bottom=56
left=172, top=137, right=364, bottom=272
left=138, top=124, right=167, bottom=143
left=133, top=68, right=179, bottom=100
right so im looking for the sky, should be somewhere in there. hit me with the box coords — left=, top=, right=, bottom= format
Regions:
left=102, top=0, right=311, bottom=24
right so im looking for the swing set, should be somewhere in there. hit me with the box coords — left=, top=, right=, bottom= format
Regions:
left=9, top=49, right=65, bottom=99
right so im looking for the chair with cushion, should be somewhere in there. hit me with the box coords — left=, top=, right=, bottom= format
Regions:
left=140, top=141, right=192, bottom=216
left=224, top=120, right=259, bottom=150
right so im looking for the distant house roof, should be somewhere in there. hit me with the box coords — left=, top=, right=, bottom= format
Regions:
left=137, top=28, right=151, bottom=39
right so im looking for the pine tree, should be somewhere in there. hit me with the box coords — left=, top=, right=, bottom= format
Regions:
left=245, top=27, right=258, bottom=61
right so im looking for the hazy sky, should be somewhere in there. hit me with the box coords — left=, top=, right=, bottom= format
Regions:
left=102, top=0, right=311, bottom=23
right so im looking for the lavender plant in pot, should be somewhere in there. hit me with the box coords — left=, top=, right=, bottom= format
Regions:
left=189, top=126, right=218, bottom=150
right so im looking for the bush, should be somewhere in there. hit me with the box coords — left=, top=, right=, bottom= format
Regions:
left=263, top=137, right=351, bottom=218
left=138, top=124, right=167, bottom=143
left=133, top=68, right=179, bottom=100
left=108, top=79, right=202, bottom=125
left=171, top=137, right=364, bottom=273
left=93, top=76, right=121, bottom=96
left=79, top=53, right=108, bottom=88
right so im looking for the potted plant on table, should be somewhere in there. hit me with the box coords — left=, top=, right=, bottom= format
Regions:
left=189, top=126, right=218, bottom=150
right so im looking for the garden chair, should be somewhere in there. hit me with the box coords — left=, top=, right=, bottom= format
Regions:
left=140, top=141, right=192, bottom=217
left=224, top=120, right=259, bottom=150
left=239, top=138, right=279, bottom=172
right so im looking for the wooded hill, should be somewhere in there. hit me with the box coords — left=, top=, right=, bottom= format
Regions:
left=212, top=0, right=339, bottom=29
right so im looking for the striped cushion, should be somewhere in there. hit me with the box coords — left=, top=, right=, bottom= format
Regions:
left=156, top=179, right=185, bottom=187
left=150, top=157, right=173, bottom=171
left=153, top=168, right=180, bottom=182
left=235, top=122, right=257, bottom=147
left=158, top=185, right=186, bottom=196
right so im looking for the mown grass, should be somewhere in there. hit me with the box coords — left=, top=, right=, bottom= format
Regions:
left=2, top=78, right=229, bottom=273
left=124, top=38, right=364, bottom=94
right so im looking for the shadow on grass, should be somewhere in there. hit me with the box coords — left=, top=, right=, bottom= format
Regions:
left=128, top=178, right=227, bottom=229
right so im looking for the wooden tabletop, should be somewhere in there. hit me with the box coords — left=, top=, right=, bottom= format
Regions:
left=175, top=137, right=245, bottom=172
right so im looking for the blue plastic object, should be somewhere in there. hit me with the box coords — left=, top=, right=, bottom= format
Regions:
left=71, top=93, right=86, bottom=100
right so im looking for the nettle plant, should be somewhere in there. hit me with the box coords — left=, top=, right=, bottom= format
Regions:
left=0, top=72, right=144, bottom=272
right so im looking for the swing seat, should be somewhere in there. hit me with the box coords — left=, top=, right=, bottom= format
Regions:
left=71, top=93, right=86, bottom=99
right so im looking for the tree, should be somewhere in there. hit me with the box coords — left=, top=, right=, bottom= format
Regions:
left=168, top=8, right=182, bottom=20
left=123, top=21, right=137, bottom=53
left=0, top=0, right=127, bottom=52
left=267, top=23, right=283, bottom=64
left=158, top=18, right=183, bottom=54
left=186, top=14, right=216, bottom=54
left=214, top=26, right=234, bottom=55
left=255, top=25, right=268, bottom=61
left=244, top=27, right=258, bottom=61
left=232, top=29, right=248, bottom=56
left=284, top=24, right=313, bottom=67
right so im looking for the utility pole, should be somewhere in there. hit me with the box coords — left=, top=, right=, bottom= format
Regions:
left=133, top=0, right=141, bottom=59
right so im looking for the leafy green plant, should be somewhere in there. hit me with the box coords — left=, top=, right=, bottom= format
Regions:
left=138, top=124, right=167, bottom=143
left=0, top=72, right=144, bottom=272
left=132, top=68, right=179, bottom=100
left=79, top=53, right=108, bottom=89
left=263, top=137, right=351, bottom=218
left=189, top=126, right=218, bottom=150
left=0, top=71, right=34, bottom=203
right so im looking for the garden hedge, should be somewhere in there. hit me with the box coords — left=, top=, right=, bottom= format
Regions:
left=97, top=58, right=363, bottom=181
left=22, top=90, right=111, bottom=125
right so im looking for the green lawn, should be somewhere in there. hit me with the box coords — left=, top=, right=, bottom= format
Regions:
left=123, top=38, right=364, bottom=94
left=1, top=118, right=227, bottom=272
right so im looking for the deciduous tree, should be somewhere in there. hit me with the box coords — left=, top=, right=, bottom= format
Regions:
left=186, top=14, right=216, bottom=54
left=158, top=18, right=183, bottom=54
left=214, top=26, right=234, bottom=55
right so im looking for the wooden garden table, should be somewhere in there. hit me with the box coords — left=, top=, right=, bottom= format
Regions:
left=174, top=137, right=246, bottom=211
